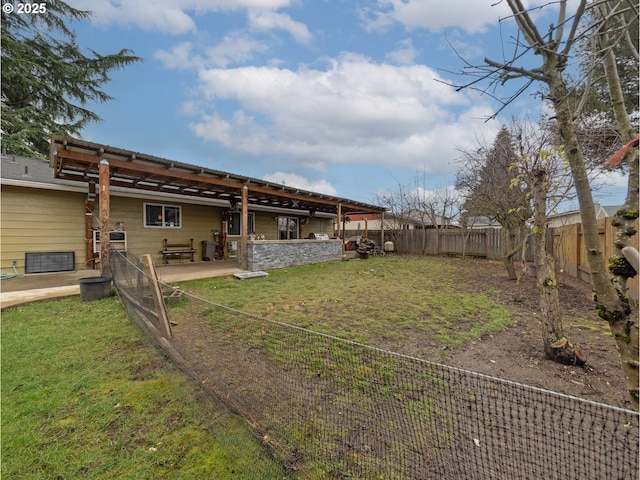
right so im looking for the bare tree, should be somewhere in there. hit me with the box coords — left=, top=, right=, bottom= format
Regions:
left=409, top=171, right=462, bottom=253
left=375, top=183, right=413, bottom=249
left=417, top=185, right=460, bottom=230
left=511, top=121, right=586, bottom=365
left=451, top=0, right=638, bottom=408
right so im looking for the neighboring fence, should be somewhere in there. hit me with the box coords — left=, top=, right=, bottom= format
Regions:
left=110, top=249, right=639, bottom=480
left=344, top=228, right=527, bottom=261
left=553, top=218, right=639, bottom=303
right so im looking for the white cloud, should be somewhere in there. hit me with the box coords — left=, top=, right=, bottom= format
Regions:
left=74, top=0, right=197, bottom=34
left=187, top=54, right=499, bottom=175
left=361, top=0, right=569, bottom=35
left=361, top=0, right=509, bottom=34
left=205, top=32, right=270, bottom=68
left=154, top=42, right=200, bottom=69
left=262, top=172, right=338, bottom=196
left=385, top=38, right=419, bottom=65
left=71, top=0, right=298, bottom=34
left=248, top=10, right=313, bottom=45
left=584, top=169, right=630, bottom=207
left=155, top=33, right=270, bottom=69
left=598, top=169, right=631, bottom=190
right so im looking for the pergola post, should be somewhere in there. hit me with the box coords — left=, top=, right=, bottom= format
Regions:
left=85, top=182, right=96, bottom=269
left=99, top=159, right=111, bottom=277
left=241, top=185, right=249, bottom=270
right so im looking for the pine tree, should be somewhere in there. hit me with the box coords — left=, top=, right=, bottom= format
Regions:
left=1, top=0, right=141, bottom=158
left=456, top=126, right=531, bottom=279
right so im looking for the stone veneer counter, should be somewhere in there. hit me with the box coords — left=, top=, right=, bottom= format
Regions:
left=246, top=239, right=343, bottom=271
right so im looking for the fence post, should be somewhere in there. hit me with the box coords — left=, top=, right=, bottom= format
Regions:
left=142, top=254, right=172, bottom=338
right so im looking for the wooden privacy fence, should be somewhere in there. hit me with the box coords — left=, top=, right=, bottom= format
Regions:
left=552, top=218, right=639, bottom=304
left=345, top=228, right=511, bottom=261
left=345, top=223, right=639, bottom=303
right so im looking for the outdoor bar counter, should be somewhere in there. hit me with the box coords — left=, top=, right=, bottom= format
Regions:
left=245, top=238, right=343, bottom=271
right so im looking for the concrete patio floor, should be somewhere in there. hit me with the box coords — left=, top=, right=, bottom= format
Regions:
left=0, top=260, right=243, bottom=310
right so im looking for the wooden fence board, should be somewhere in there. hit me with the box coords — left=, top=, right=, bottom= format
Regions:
left=553, top=219, right=639, bottom=303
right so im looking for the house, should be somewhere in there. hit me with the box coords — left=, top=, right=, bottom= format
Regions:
left=460, top=215, right=501, bottom=230
left=341, top=210, right=453, bottom=233
left=596, top=205, right=623, bottom=220
left=547, top=204, right=621, bottom=228
left=1, top=136, right=385, bottom=275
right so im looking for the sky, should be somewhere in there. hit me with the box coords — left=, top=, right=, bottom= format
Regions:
left=62, top=0, right=628, bottom=211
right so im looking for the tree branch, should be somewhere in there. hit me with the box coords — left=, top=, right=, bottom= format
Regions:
left=507, top=0, right=547, bottom=53
left=560, top=0, right=587, bottom=57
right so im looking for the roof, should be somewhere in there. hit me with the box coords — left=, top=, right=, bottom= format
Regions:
left=48, top=135, right=385, bottom=216
left=1, top=154, right=82, bottom=190
left=599, top=205, right=623, bottom=217
left=464, top=216, right=501, bottom=227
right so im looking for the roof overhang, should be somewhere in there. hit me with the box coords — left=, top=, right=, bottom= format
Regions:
left=50, top=135, right=385, bottom=216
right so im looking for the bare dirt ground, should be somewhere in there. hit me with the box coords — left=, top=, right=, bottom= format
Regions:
left=445, top=258, right=635, bottom=409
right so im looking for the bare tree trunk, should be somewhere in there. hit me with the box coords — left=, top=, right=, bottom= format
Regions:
left=546, top=61, right=638, bottom=408
left=595, top=4, right=640, bottom=409
left=531, top=168, right=586, bottom=364
left=501, top=226, right=517, bottom=280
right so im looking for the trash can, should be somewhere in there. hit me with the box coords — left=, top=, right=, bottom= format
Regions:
left=201, top=240, right=216, bottom=261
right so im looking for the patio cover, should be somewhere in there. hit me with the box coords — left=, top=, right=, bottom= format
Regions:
left=49, top=135, right=385, bottom=216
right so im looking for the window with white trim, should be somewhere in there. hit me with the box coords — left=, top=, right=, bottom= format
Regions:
left=144, top=203, right=182, bottom=228
left=278, top=216, right=299, bottom=240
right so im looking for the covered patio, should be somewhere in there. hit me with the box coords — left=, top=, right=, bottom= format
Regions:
left=49, top=135, right=385, bottom=273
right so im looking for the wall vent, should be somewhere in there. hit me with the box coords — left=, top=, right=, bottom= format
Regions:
left=25, top=252, right=75, bottom=274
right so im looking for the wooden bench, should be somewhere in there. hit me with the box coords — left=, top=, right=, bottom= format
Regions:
left=161, top=238, right=196, bottom=264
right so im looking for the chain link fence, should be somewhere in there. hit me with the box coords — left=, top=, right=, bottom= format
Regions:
left=110, top=250, right=639, bottom=479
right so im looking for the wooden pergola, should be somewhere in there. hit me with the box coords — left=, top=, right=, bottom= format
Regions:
left=49, top=135, right=385, bottom=272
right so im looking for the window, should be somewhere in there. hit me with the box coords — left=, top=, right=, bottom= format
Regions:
left=278, top=216, right=299, bottom=240
left=144, top=203, right=181, bottom=228
left=226, top=212, right=255, bottom=236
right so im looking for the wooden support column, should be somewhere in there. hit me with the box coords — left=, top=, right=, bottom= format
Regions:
left=241, top=185, right=248, bottom=270
left=99, top=159, right=111, bottom=277
left=337, top=203, right=345, bottom=257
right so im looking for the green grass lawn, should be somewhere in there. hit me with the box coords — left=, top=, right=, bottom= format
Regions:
left=1, top=297, right=297, bottom=479
left=178, top=256, right=512, bottom=353
left=2, top=255, right=512, bottom=478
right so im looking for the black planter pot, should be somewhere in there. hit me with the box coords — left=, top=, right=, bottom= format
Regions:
left=78, top=277, right=113, bottom=301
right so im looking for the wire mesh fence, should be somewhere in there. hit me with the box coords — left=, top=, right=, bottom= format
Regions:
left=110, top=250, right=639, bottom=479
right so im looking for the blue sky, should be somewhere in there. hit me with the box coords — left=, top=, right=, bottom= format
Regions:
left=65, top=0, right=628, bottom=210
